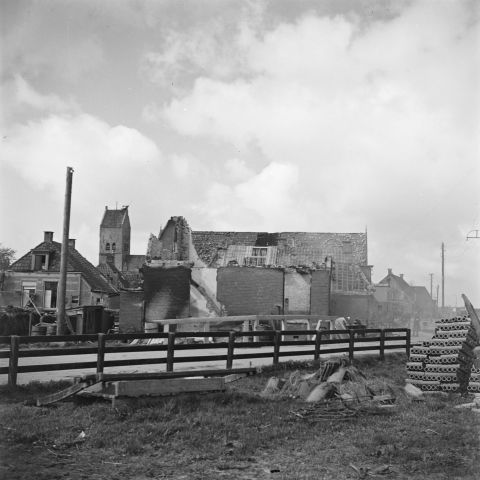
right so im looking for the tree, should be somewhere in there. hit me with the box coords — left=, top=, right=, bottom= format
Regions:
left=0, top=244, right=16, bottom=270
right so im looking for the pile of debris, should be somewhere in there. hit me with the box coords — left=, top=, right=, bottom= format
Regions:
left=261, top=359, right=397, bottom=420
left=406, top=316, right=478, bottom=393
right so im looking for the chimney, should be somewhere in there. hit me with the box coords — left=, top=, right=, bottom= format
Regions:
left=68, top=239, right=76, bottom=249
left=44, top=231, right=54, bottom=242
left=399, top=274, right=404, bottom=279
left=387, top=268, right=392, bottom=275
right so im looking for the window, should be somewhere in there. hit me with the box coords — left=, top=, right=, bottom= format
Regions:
left=71, top=295, right=79, bottom=306
left=33, top=254, right=49, bottom=271
left=22, top=281, right=36, bottom=307
left=44, top=281, right=58, bottom=309
left=111, top=242, right=116, bottom=252
left=106, top=243, right=110, bottom=251
left=244, top=247, right=268, bottom=266
left=342, top=241, right=353, bottom=255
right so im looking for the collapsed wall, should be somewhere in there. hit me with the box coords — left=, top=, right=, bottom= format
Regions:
left=406, top=316, right=478, bottom=392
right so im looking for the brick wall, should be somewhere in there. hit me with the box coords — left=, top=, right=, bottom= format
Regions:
left=143, top=265, right=190, bottom=321
left=310, top=270, right=330, bottom=315
left=284, top=271, right=311, bottom=313
left=331, top=293, right=379, bottom=326
left=217, top=267, right=284, bottom=315
left=119, top=290, right=144, bottom=332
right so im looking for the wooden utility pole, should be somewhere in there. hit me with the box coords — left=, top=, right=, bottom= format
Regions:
left=429, top=273, right=433, bottom=299
left=56, top=167, right=74, bottom=335
left=441, top=242, right=445, bottom=308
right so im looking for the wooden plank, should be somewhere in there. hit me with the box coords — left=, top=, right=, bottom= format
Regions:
left=348, top=330, right=355, bottom=361
left=224, top=373, right=247, bottom=383
left=379, top=330, right=386, bottom=360
left=8, top=336, right=19, bottom=386
left=96, top=333, right=106, bottom=374
left=314, top=330, right=322, bottom=361
left=226, top=331, right=236, bottom=370
left=36, top=380, right=95, bottom=406
left=273, top=331, right=281, bottom=365
left=113, top=377, right=226, bottom=397
left=150, top=314, right=335, bottom=326
left=98, top=367, right=257, bottom=383
left=166, top=332, right=176, bottom=372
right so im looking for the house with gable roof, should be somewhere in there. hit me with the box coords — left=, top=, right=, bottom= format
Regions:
left=374, top=268, right=436, bottom=324
left=0, top=231, right=118, bottom=313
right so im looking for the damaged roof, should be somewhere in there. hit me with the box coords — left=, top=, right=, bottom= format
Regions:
left=191, top=231, right=368, bottom=267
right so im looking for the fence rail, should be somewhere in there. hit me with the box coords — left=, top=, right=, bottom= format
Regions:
left=0, top=328, right=411, bottom=386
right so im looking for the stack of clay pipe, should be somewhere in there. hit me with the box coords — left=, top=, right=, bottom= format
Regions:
left=406, top=316, right=478, bottom=392
left=467, top=347, right=480, bottom=393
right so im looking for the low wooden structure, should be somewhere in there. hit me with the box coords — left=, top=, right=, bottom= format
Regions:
left=1, top=314, right=411, bottom=387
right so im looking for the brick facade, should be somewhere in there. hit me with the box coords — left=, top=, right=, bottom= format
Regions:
left=310, top=270, right=331, bottom=315
left=331, top=293, right=379, bottom=326
left=217, top=267, right=284, bottom=316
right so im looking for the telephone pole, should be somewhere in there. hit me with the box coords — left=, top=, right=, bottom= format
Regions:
left=429, top=273, right=433, bottom=299
left=57, top=167, right=74, bottom=335
left=441, top=242, right=445, bottom=308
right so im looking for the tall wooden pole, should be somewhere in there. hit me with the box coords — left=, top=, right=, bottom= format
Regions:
left=441, top=242, right=445, bottom=308
left=56, top=167, right=74, bottom=335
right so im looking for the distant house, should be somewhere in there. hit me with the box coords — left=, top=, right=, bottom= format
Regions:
left=411, top=286, right=436, bottom=318
left=374, top=268, right=436, bottom=322
left=0, top=231, right=118, bottom=312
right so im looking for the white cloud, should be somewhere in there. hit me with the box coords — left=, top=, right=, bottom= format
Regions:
left=158, top=0, right=480, bottom=303
left=193, top=162, right=302, bottom=231
left=13, top=75, right=78, bottom=112
left=0, top=110, right=162, bottom=264
left=224, top=158, right=255, bottom=182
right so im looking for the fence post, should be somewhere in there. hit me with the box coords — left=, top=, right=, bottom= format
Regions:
left=379, top=329, right=385, bottom=361
left=226, top=331, right=236, bottom=370
left=348, top=330, right=355, bottom=361
left=96, top=333, right=105, bottom=374
left=273, top=330, right=281, bottom=365
left=166, top=332, right=176, bottom=372
left=8, top=335, right=19, bottom=387
left=405, top=328, right=411, bottom=358
left=314, top=330, right=322, bottom=361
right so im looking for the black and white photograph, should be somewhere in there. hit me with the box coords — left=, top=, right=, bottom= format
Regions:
left=1, top=0, right=479, bottom=478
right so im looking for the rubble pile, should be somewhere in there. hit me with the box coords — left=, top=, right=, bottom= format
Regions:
left=406, top=316, right=478, bottom=393
left=261, top=359, right=397, bottom=419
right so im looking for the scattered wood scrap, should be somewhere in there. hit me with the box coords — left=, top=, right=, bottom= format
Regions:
left=36, top=379, right=99, bottom=407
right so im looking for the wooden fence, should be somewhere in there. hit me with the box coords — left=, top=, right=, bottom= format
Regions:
left=0, top=327, right=410, bottom=386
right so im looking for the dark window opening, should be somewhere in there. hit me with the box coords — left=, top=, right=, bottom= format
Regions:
left=44, top=281, right=58, bottom=308
left=106, top=243, right=110, bottom=251
left=111, top=243, right=116, bottom=252
left=34, top=254, right=48, bottom=271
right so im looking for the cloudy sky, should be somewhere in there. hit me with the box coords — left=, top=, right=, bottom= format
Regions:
left=1, top=0, right=479, bottom=306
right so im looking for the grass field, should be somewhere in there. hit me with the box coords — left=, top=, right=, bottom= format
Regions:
left=1, top=353, right=479, bottom=479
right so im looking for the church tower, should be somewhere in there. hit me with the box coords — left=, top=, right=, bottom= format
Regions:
left=99, top=206, right=131, bottom=271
